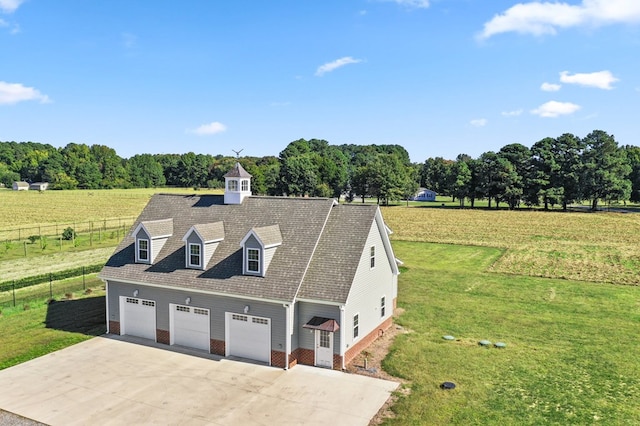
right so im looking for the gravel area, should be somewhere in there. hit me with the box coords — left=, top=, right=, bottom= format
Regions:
left=0, top=410, right=44, bottom=426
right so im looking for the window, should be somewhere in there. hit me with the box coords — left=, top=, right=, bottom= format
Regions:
left=319, top=330, right=330, bottom=348
left=138, top=239, right=149, bottom=261
left=353, top=314, right=359, bottom=339
left=247, top=248, right=260, bottom=273
left=370, top=245, right=375, bottom=269
left=381, top=296, right=386, bottom=317
left=228, top=179, right=238, bottom=191
left=189, top=243, right=201, bottom=267
left=241, top=179, right=249, bottom=191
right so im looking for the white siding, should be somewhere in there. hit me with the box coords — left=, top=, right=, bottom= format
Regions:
left=343, top=216, right=395, bottom=349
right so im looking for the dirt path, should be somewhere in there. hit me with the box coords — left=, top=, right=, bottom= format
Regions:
left=0, top=247, right=115, bottom=281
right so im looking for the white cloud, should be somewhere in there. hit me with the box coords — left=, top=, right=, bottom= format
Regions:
left=559, top=70, right=619, bottom=89
left=0, top=0, right=24, bottom=13
left=315, top=57, right=362, bottom=77
left=541, top=82, right=562, bottom=92
left=502, top=109, right=523, bottom=117
left=0, top=81, right=50, bottom=105
left=188, top=122, right=227, bottom=135
left=470, top=118, right=488, bottom=127
left=382, top=0, right=430, bottom=8
left=479, top=0, right=640, bottom=39
left=531, top=100, right=581, bottom=118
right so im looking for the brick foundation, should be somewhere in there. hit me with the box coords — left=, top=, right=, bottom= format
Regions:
left=211, top=339, right=225, bottom=356
left=156, top=329, right=170, bottom=345
left=109, top=321, right=120, bottom=335
left=344, top=316, right=393, bottom=366
left=293, top=348, right=315, bottom=366
left=271, top=350, right=287, bottom=368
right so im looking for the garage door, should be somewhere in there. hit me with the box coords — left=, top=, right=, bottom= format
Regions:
left=226, top=313, right=271, bottom=364
left=170, top=304, right=210, bottom=352
left=120, top=296, right=156, bottom=341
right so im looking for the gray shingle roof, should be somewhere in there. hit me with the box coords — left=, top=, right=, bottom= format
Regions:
left=297, top=204, right=378, bottom=304
left=251, top=224, right=282, bottom=248
left=140, top=218, right=173, bottom=238
left=223, top=162, right=252, bottom=178
left=101, top=194, right=382, bottom=304
left=192, top=222, right=225, bottom=243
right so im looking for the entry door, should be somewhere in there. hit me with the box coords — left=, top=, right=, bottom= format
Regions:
left=315, top=330, right=333, bottom=368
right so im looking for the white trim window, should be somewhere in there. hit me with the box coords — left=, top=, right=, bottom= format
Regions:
left=247, top=248, right=260, bottom=273
left=381, top=296, right=386, bottom=318
left=228, top=179, right=238, bottom=191
left=137, top=239, right=149, bottom=262
left=370, top=245, right=376, bottom=269
left=353, top=313, right=359, bottom=339
left=188, top=243, right=201, bottom=268
left=241, top=179, right=249, bottom=191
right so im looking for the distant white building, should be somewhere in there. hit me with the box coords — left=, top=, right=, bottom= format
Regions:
left=413, top=188, right=436, bottom=202
left=29, top=182, right=49, bottom=191
left=12, top=181, right=29, bottom=191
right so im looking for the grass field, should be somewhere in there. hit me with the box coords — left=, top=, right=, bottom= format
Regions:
left=0, top=187, right=222, bottom=227
left=0, top=284, right=106, bottom=370
left=383, top=206, right=640, bottom=286
left=385, top=241, right=639, bottom=425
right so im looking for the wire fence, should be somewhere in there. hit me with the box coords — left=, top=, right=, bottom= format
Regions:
left=0, top=266, right=104, bottom=309
left=0, top=216, right=137, bottom=243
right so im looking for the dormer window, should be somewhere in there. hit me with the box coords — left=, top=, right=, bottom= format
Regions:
left=247, top=248, right=260, bottom=272
left=182, top=222, right=224, bottom=270
left=137, top=239, right=149, bottom=261
left=132, top=218, right=173, bottom=265
left=240, top=225, right=282, bottom=277
left=189, top=243, right=201, bottom=268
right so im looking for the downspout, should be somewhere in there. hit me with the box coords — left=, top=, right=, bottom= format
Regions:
left=284, top=303, right=291, bottom=370
left=104, top=280, right=110, bottom=334
left=340, top=304, right=346, bottom=370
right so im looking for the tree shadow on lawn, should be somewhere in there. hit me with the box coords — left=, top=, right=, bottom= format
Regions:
left=45, top=296, right=106, bottom=336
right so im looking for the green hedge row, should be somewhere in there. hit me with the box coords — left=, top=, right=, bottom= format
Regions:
left=0, top=263, right=104, bottom=291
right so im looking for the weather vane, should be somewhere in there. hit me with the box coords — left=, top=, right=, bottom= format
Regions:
left=232, top=149, right=243, bottom=159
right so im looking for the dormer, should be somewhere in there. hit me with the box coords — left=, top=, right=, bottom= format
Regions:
left=182, top=222, right=225, bottom=270
left=132, top=218, right=173, bottom=264
left=223, top=162, right=252, bottom=205
left=239, top=225, right=282, bottom=277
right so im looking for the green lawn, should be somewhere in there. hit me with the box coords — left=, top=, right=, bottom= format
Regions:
left=0, top=286, right=106, bottom=370
left=385, top=241, right=639, bottom=425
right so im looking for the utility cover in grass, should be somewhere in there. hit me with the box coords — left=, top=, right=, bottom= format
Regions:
left=478, top=340, right=491, bottom=347
left=494, top=342, right=506, bottom=348
left=443, top=335, right=455, bottom=340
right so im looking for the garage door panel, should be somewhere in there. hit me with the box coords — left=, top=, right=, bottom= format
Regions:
left=121, top=297, right=156, bottom=341
left=226, top=313, right=270, bottom=364
left=172, top=305, right=210, bottom=352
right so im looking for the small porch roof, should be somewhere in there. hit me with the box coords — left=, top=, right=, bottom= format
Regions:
left=302, top=316, right=340, bottom=332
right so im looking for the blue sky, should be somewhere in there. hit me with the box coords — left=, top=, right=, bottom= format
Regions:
left=1, top=0, right=639, bottom=162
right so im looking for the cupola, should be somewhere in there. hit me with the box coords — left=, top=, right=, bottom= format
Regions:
left=223, top=162, right=252, bottom=204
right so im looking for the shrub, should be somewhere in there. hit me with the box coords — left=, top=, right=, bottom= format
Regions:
left=28, top=235, right=41, bottom=244
left=62, top=227, right=75, bottom=241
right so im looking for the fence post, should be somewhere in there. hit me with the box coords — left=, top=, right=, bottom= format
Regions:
left=83, top=266, right=86, bottom=290
left=12, top=281, right=16, bottom=307
left=49, top=273, right=53, bottom=299
left=23, top=241, right=27, bottom=257
left=90, top=222, right=93, bottom=247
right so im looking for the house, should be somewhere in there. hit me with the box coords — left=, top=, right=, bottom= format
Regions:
left=413, top=188, right=436, bottom=202
left=29, top=182, right=49, bottom=191
left=12, top=181, right=29, bottom=191
left=100, top=163, right=399, bottom=370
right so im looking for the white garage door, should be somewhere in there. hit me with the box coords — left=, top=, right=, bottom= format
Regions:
left=170, top=304, right=210, bottom=352
left=120, top=296, right=156, bottom=341
left=226, top=313, right=271, bottom=364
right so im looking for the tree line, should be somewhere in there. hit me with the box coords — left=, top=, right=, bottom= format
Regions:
left=421, top=130, right=640, bottom=210
left=0, top=139, right=416, bottom=204
left=1, top=130, right=639, bottom=210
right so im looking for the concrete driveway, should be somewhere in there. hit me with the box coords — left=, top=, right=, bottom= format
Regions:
left=0, top=336, right=399, bottom=425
